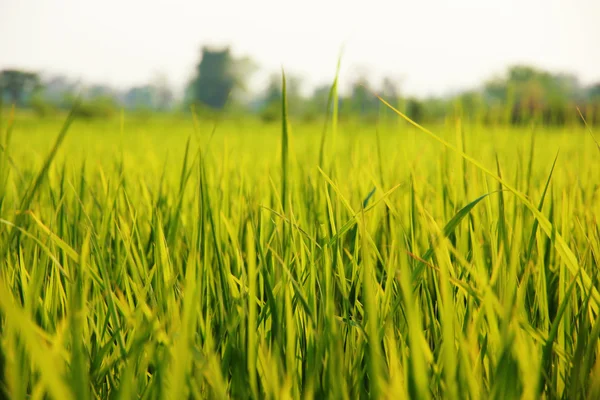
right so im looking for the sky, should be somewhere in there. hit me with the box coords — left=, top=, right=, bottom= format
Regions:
left=1, top=0, right=599, bottom=98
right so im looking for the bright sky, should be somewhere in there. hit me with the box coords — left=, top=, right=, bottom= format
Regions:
left=1, top=0, right=599, bottom=97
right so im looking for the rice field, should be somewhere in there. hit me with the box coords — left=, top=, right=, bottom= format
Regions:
left=0, top=98, right=599, bottom=399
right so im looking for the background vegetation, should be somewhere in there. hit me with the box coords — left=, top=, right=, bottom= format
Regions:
left=1, top=48, right=600, bottom=399
left=2, top=46, right=600, bottom=125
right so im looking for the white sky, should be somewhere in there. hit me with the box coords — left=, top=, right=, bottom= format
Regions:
left=1, top=0, right=599, bottom=97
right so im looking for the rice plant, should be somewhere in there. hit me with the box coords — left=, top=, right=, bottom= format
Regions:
left=0, top=76, right=599, bottom=399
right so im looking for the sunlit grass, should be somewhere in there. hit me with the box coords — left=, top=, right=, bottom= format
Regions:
left=0, top=96, right=599, bottom=399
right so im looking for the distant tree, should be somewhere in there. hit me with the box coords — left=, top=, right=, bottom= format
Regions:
left=124, top=85, right=155, bottom=110
left=381, top=77, right=400, bottom=102
left=0, top=69, right=41, bottom=107
left=454, top=90, right=484, bottom=121
left=483, top=77, right=507, bottom=104
left=379, top=76, right=402, bottom=121
left=310, top=84, right=331, bottom=111
left=193, top=47, right=234, bottom=109
left=349, top=76, right=378, bottom=119
left=188, top=46, right=256, bottom=110
left=73, top=95, right=118, bottom=119
left=405, top=97, right=424, bottom=123
left=583, top=83, right=600, bottom=124
left=481, top=64, right=587, bottom=125
left=259, top=72, right=303, bottom=122
left=42, top=75, right=78, bottom=107
left=302, top=84, right=331, bottom=120
left=152, top=72, right=174, bottom=110
left=586, top=83, right=600, bottom=101
left=419, top=97, right=448, bottom=122
left=263, top=74, right=283, bottom=105
left=54, top=84, right=120, bottom=118
left=121, top=78, right=172, bottom=111
left=85, top=84, right=115, bottom=100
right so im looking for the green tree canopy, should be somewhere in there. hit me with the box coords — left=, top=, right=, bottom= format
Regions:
left=188, top=46, right=256, bottom=110
left=0, top=69, right=41, bottom=107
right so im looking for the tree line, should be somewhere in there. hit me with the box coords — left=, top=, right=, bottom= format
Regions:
left=2, top=46, right=599, bottom=125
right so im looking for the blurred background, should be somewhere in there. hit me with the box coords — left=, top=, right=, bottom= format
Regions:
left=1, top=0, right=599, bottom=124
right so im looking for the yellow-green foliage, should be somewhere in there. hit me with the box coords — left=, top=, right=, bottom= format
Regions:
left=0, top=107, right=599, bottom=399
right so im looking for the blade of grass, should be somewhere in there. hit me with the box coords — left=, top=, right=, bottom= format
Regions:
left=376, top=94, right=600, bottom=313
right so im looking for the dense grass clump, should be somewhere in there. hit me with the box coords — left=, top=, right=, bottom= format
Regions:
left=0, top=97, right=599, bottom=399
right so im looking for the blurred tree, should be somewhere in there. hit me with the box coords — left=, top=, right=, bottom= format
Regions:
left=259, top=72, right=303, bottom=122
left=349, top=76, right=378, bottom=119
left=30, top=92, right=58, bottom=117
left=262, top=74, right=282, bottom=106
left=73, top=95, right=118, bottom=119
left=455, top=90, right=484, bottom=122
left=0, top=69, right=41, bottom=106
left=405, top=97, right=424, bottom=122
left=584, top=83, right=600, bottom=124
left=381, top=77, right=399, bottom=102
left=121, top=77, right=173, bottom=111
left=310, top=84, right=331, bottom=112
left=483, top=77, right=507, bottom=103
left=152, top=73, right=174, bottom=111
left=124, top=85, right=155, bottom=110
left=194, top=47, right=233, bottom=109
left=301, top=84, right=331, bottom=121
left=481, top=65, right=588, bottom=125
left=259, top=74, right=282, bottom=122
left=188, top=46, right=256, bottom=110
left=41, top=75, right=78, bottom=108
left=379, top=76, right=402, bottom=121
left=422, top=97, right=449, bottom=122
left=587, top=83, right=600, bottom=100
left=85, top=85, right=115, bottom=100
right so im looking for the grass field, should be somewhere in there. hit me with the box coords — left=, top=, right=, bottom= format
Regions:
left=0, top=100, right=599, bottom=399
